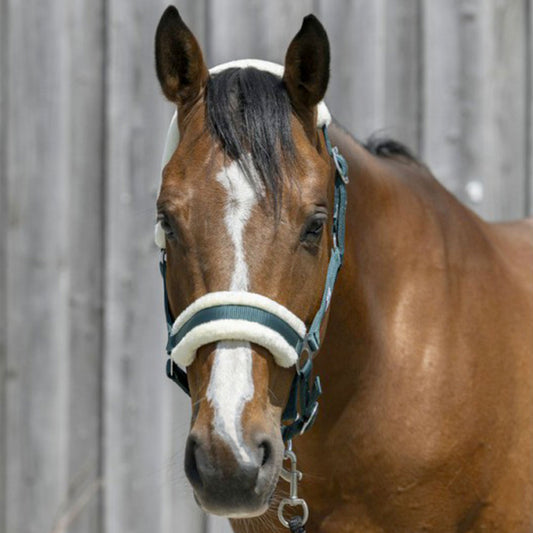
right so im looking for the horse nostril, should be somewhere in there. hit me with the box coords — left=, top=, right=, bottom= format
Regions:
left=259, top=440, right=272, bottom=468
left=185, top=435, right=202, bottom=488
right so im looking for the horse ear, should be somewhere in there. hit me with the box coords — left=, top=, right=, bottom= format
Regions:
left=155, top=6, right=208, bottom=106
left=283, top=15, right=330, bottom=124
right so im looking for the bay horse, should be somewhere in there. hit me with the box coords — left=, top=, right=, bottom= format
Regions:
left=154, top=7, right=533, bottom=533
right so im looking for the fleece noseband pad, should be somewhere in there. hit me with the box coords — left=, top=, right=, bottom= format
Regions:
left=167, top=291, right=307, bottom=368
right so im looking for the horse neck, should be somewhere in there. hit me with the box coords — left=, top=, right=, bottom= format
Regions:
left=316, top=122, right=489, bottom=400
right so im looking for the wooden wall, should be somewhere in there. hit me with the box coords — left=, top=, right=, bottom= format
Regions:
left=0, top=1, right=531, bottom=533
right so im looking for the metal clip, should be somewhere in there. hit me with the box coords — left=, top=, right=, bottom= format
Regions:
left=332, top=146, right=349, bottom=184
left=278, top=440, right=309, bottom=528
left=299, top=402, right=318, bottom=436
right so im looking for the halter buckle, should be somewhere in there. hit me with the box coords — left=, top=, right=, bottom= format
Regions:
left=332, top=146, right=349, bottom=184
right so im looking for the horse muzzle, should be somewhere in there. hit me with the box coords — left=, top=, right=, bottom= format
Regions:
left=185, top=426, right=283, bottom=517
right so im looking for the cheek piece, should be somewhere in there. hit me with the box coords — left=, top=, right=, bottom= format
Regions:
left=156, top=59, right=348, bottom=442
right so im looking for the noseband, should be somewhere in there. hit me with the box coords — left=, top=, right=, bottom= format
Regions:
left=157, top=60, right=348, bottom=442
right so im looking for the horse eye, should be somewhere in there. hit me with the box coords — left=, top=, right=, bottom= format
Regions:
left=301, top=213, right=327, bottom=245
left=158, top=214, right=176, bottom=239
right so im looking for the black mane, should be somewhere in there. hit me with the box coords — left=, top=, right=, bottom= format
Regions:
left=205, top=68, right=421, bottom=203
left=205, top=67, right=295, bottom=208
left=363, top=134, right=419, bottom=163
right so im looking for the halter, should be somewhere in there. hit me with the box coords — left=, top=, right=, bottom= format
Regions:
left=157, top=60, right=348, bottom=442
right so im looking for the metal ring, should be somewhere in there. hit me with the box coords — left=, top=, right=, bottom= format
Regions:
left=277, top=498, right=309, bottom=528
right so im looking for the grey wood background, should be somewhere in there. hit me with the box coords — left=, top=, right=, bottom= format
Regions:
left=0, top=1, right=531, bottom=532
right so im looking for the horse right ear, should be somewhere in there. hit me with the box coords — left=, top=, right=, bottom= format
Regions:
left=155, top=6, right=208, bottom=106
left=283, top=15, right=330, bottom=131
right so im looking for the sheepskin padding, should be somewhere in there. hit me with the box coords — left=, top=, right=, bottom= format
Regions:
left=168, top=291, right=307, bottom=368
left=170, top=291, right=306, bottom=339
left=170, top=318, right=300, bottom=368
left=154, top=221, right=166, bottom=249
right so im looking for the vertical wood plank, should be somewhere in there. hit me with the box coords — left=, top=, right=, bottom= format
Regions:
left=381, top=0, right=422, bottom=152
left=0, top=0, right=7, bottom=528
left=3, top=0, right=106, bottom=531
left=423, top=0, right=528, bottom=220
left=104, top=2, right=206, bottom=533
left=477, top=0, right=528, bottom=220
left=4, top=1, right=70, bottom=531
left=422, top=0, right=465, bottom=198
left=61, top=0, right=105, bottom=532
left=319, top=0, right=387, bottom=140
left=319, top=0, right=422, bottom=151
left=206, top=0, right=314, bottom=67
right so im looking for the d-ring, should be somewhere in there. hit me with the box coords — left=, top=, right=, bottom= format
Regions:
left=278, top=497, right=309, bottom=528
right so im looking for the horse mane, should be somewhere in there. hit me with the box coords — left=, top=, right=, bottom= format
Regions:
left=205, top=67, right=296, bottom=209
left=205, top=68, right=422, bottom=205
left=363, top=134, right=420, bottom=165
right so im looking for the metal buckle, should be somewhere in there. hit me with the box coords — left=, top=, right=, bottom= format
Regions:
left=332, top=146, right=349, bottom=184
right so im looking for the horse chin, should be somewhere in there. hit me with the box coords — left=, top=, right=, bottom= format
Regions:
left=192, top=460, right=281, bottom=519
left=194, top=492, right=271, bottom=519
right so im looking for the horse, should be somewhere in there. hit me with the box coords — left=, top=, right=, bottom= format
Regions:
left=153, top=7, right=533, bottom=532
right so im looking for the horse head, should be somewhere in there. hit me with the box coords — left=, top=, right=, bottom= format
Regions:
left=155, top=6, right=337, bottom=518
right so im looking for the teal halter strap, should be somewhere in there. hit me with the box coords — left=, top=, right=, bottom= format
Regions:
left=280, top=125, right=348, bottom=441
left=305, top=126, right=348, bottom=352
left=160, top=123, right=348, bottom=441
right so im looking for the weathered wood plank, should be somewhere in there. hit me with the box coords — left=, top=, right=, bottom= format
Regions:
left=206, top=0, right=314, bottom=66
left=381, top=0, right=422, bottom=152
left=316, top=0, right=386, bottom=138
left=4, top=1, right=70, bottom=532
left=61, top=1, right=105, bottom=532
left=478, top=0, right=528, bottom=220
left=422, top=1, right=466, bottom=199
left=423, top=0, right=528, bottom=221
left=0, top=0, right=8, bottom=528
left=104, top=2, right=205, bottom=532
left=319, top=0, right=421, bottom=150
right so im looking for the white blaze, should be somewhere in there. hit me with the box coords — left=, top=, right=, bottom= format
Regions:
left=206, top=161, right=257, bottom=462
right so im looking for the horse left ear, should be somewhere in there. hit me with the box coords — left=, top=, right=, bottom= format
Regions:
left=155, top=6, right=208, bottom=107
left=283, top=15, right=330, bottom=130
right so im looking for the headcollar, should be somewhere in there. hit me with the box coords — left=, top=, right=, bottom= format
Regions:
left=156, top=60, right=347, bottom=441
